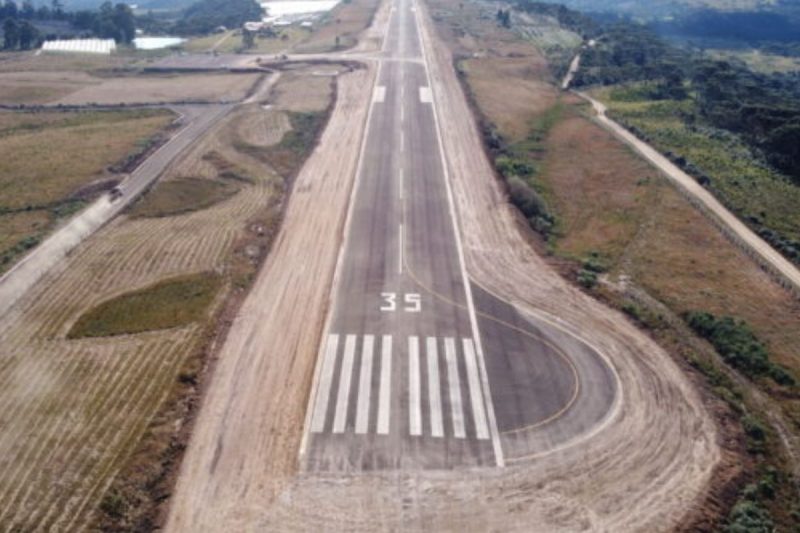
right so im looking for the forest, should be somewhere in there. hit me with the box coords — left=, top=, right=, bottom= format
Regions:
left=1, top=0, right=136, bottom=47
left=171, top=0, right=263, bottom=35
left=515, top=1, right=800, bottom=186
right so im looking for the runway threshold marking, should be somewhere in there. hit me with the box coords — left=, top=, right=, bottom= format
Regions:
left=311, top=334, right=340, bottom=433
left=408, top=336, right=422, bottom=436
left=413, top=0, right=505, bottom=465
left=444, top=337, right=466, bottom=438
left=355, top=335, right=375, bottom=434
left=377, top=335, right=393, bottom=435
left=463, top=339, right=490, bottom=440
left=333, top=335, right=357, bottom=433
left=426, top=337, right=444, bottom=438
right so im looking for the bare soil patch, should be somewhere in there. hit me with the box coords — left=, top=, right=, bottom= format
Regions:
left=56, top=73, right=261, bottom=105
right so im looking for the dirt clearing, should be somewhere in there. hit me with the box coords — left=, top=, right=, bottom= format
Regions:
left=56, top=73, right=262, bottom=105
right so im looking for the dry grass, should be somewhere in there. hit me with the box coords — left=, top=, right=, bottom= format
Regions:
left=55, top=73, right=261, bottom=105
left=270, top=68, right=334, bottom=112
left=0, top=51, right=133, bottom=73
left=541, top=107, right=800, bottom=374
left=460, top=56, right=557, bottom=142
left=0, top=109, right=173, bottom=273
left=295, top=0, right=380, bottom=53
left=0, top=100, right=289, bottom=530
left=0, top=71, right=100, bottom=105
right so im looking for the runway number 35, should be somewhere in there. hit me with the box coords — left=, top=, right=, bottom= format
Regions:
left=380, top=292, right=421, bottom=313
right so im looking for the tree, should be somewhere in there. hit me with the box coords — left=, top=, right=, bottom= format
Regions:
left=20, top=0, right=34, bottom=19
left=111, top=3, right=135, bottom=43
left=242, top=28, right=255, bottom=49
left=3, top=17, right=19, bottom=49
left=51, top=0, right=64, bottom=19
left=18, top=19, right=38, bottom=49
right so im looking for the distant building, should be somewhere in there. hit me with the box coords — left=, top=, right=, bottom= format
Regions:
left=244, top=21, right=265, bottom=32
left=300, top=21, right=313, bottom=28
left=41, top=39, right=116, bottom=55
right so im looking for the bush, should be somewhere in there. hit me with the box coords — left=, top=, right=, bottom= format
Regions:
left=724, top=500, right=774, bottom=533
left=577, top=269, right=597, bottom=288
left=684, top=311, right=794, bottom=386
left=507, top=176, right=547, bottom=219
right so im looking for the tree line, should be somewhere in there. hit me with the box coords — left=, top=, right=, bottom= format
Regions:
left=1, top=0, right=136, bottom=49
left=514, top=1, right=800, bottom=185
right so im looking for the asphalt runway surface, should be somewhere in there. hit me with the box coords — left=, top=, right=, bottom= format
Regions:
left=301, top=0, right=617, bottom=472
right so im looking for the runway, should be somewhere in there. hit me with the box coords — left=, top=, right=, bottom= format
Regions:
left=301, top=0, right=617, bottom=471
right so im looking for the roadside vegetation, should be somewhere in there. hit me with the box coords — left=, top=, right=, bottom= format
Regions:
left=428, top=0, right=800, bottom=529
left=68, top=272, right=222, bottom=338
left=0, top=108, right=173, bottom=274
left=595, top=85, right=800, bottom=265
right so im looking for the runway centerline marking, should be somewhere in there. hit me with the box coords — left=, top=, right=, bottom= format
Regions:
left=444, top=337, right=466, bottom=438
left=377, top=335, right=392, bottom=435
left=355, top=335, right=375, bottom=434
left=408, top=336, right=422, bottom=436
left=311, top=334, right=339, bottom=433
left=398, top=223, right=404, bottom=275
left=426, top=337, right=444, bottom=438
left=333, top=334, right=357, bottom=433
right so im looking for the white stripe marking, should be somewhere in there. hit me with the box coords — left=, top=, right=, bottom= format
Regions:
left=444, top=337, right=466, bottom=438
left=355, top=335, right=375, bottom=434
left=414, top=1, right=505, bottom=465
left=373, top=86, right=386, bottom=103
left=419, top=86, right=432, bottom=103
left=408, top=336, right=422, bottom=436
left=398, top=223, right=404, bottom=274
left=311, top=334, right=339, bottom=433
left=333, top=334, right=357, bottom=433
left=377, top=335, right=392, bottom=435
left=426, top=337, right=444, bottom=437
left=463, top=339, right=489, bottom=440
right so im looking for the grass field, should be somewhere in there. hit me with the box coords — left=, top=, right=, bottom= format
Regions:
left=68, top=273, right=222, bottom=338
left=184, top=28, right=308, bottom=54
left=129, top=177, right=241, bottom=218
left=593, top=85, right=800, bottom=263
left=0, top=108, right=174, bottom=274
left=294, top=0, right=380, bottom=53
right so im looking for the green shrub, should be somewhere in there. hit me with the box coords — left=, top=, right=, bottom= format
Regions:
left=507, top=176, right=547, bottom=219
left=684, top=311, right=794, bottom=386
left=724, top=499, right=774, bottom=533
left=577, top=269, right=597, bottom=289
